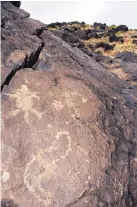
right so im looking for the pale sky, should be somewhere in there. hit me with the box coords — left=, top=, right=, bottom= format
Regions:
left=21, top=1, right=137, bottom=29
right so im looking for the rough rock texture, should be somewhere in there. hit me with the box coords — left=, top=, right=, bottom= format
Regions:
left=1, top=2, right=137, bottom=207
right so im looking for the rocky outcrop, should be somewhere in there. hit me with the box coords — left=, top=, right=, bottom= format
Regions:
left=1, top=2, right=137, bottom=207
left=46, top=21, right=137, bottom=61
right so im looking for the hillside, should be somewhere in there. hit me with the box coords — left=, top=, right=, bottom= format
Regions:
left=47, top=21, right=137, bottom=83
left=47, top=21, right=137, bottom=57
left=1, top=2, right=137, bottom=207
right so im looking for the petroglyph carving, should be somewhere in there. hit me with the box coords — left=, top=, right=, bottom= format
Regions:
left=24, top=130, right=90, bottom=206
left=1, top=170, right=10, bottom=183
left=4, top=85, right=43, bottom=123
left=24, top=131, right=72, bottom=205
left=52, top=100, right=64, bottom=111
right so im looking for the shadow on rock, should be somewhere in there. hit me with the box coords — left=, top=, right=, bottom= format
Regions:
left=1, top=199, right=18, bottom=207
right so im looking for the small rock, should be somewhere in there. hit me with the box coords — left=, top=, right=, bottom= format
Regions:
left=115, top=52, right=137, bottom=63
left=61, top=31, right=80, bottom=44
left=87, top=31, right=97, bottom=39
left=132, top=39, right=137, bottom=45
left=116, top=25, right=128, bottom=32
left=109, top=35, right=124, bottom=43
left=75, top=30, right=87, bottom=39
left=93, top=22, right=106, bottom=30
left=107, top=28, right=117, bottom=36
left=97, top=42, right=115, bottom=51
left=80, top=21, right=86, bottom=27
left=69, top=21, right=80, bottom=25
left=131, top=35, right=137, bottom=38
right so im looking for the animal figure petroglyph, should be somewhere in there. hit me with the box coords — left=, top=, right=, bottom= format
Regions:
left=24, top=130, right=90, bottom=206
left=24, top=131, right=72, bottom=205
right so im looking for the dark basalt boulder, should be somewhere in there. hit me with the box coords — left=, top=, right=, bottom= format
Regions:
left=48, top=28, right=81, bottom=46
left=86, top=29, right=106, bottom=39
left=10, top=1, right=21, bottom=7
left=74, top=30, right=87, bottom=39
left=97, top=42, right=115, bottom=51
left=116, top=25, right=128, bottom=32
left=107, top=28, right=117, bottom=36
left=80, top=21, right=86, bottom=27
left=46, top=22, right=67, bottom=28
left=93, top=22, right=107, bottom=30
left=109, top=34, right=124, bottom=43
left=131, top=35, right=137, bottom=38
left=60, top=30, right=81, bottom=45
left=87, top=31, right=98, bottom=39
left=132, top=39, right=137, bottom=45
left=115, top=51, right=137, bottom=63
left=68, top=21, right=80, bottom=25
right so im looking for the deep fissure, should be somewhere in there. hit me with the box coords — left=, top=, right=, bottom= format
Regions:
left=1, top=41, right=45, bottom=92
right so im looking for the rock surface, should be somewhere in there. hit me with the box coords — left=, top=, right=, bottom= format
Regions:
left=1, top=2, right=137, bottom=207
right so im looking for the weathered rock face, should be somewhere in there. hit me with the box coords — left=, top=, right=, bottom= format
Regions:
left=1, top=2, right=137, bottom=207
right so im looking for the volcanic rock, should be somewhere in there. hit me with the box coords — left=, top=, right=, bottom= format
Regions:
left=93, top=22, right=106, bottom=30
left=96, top=42, right=115, bottom=51
left=115, top=51, right=137, bottom=63
left=1, top=2, right=137, bottom=207
left=132, top=39, right=137, bottom=45
left=131, top=35, right=137, bottom=38
left=109, top=34, right=124, bottom=43
left=74, top=30, right=87, bottom=39
left=116, top=25, right=128, bottom=32
left=107, top=28, right=117, bottom=36
left=10, top=1, right=21, bottom=7
left=61, top=31, right=80, bottom=45
left=1, top=1, right=29, bottom=24
left=46, top=22, right=67, bottom=28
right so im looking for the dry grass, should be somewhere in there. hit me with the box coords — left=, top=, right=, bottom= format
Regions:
left=83, top=36, right=109, bottom=45
left=48, top=22, right=137, bottom=58
left=82, top=29, right=137, bottom=58
left=82, top=24, right=93, bottom=30
left=68, top=23, right=93, bottom=30
left=47, top=27, right=60, bottom=30
left=48, top=23, right=92, bottom=31
left=109, top=25, right=117, bottom=29
left=116, top=30, right=137, bottom=37
left=131, top=81, right=137, bottom=86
